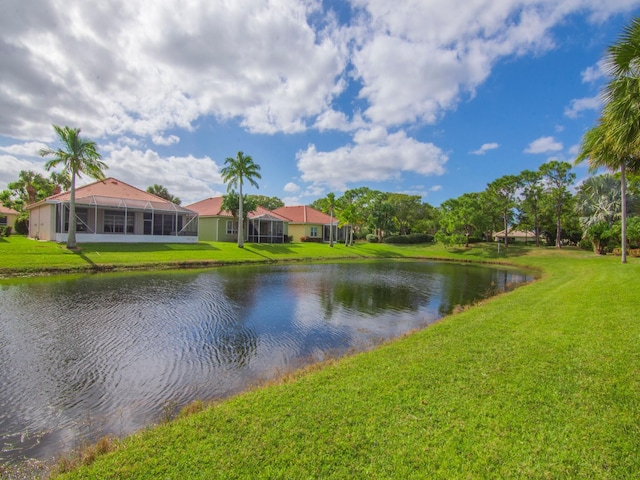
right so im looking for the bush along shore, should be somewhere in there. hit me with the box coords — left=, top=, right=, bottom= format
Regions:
left=1, top=237, right=639, bottom=478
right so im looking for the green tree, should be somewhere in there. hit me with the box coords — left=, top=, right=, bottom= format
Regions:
left=147, top=184, right=181, bottom=205
left=387, top=193, right=423, bottom=235
left=539, top=161, right=575, bottom=248
left=221, top=190, right=258, bottom=238
left=575, top=174, right=623, bottom=254
left=367, top=193, right=395, bottom=241
left=316, top=192, right=337, bottom=246
left=574, top=18, right=640, bottom=262
left=220, top=151, right=261, bottom=248
left=485, top=175, right=521, bottom=248
left=40, top=125, right=107, bottom=249
left=518, top=170, right=544, bottom=247
left=247, top=195, right=284, bottom=211
left=439, top=192, right=484, bottom=248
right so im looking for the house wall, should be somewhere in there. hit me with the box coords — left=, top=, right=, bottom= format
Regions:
left=288, top=223, right=324, bottom=242
left=28, top=204, right=56, bottom=240
left=197, top=217, right=219, bottom=241
left=0, top=212, right=18, bottom=229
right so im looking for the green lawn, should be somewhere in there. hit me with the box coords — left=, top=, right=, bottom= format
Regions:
left=2, top=237, right=638, bottom=478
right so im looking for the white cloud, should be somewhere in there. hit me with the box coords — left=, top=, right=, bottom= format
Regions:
left=581, top=60, right=607, bottom=83
left=0, top=142, right=49, bottom=157
left=152, top=134, right=180, bottom=146
left=104, top=147, right=224, bottom=205
left=297, top=129, right=447, bottom=190
left=524, top=136, right=563, bottom=154
left=470, top=142, right=499, bottom=155
left=564, top=95, right=601, bottom=118
left=429, top=185, right=443, bottom=192
left=284, top=182, right=301, bottom=193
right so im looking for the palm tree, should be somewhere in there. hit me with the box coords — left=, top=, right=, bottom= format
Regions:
left=574, top=174, right=623, bottom=254
left=317, top=192, right=337, bottom=246
left=220, top=151, right=261, bottom=248
left=577, top=17, right=640, bottom=263
left=147, top=184, right=181, bottom=205
left=40, top=125, right=107, bottom=249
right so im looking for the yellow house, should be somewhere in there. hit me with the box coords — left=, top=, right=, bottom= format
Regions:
left=273, top=205, right=345, bottom=243
left=0, top=205, right=19, bottom=230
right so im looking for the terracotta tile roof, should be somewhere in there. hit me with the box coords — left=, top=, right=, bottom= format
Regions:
left=27, top=177, right=195, bottom=214
left=186, top=197, right=228, bottom=217
left=273, top=205, right=334, bottom=224
left=186, top=198, right=290, bottom=221
left=0, top=205, right=19, bottom=215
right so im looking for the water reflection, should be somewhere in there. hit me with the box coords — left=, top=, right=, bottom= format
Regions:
left=0, top=261, right=532, bottom=464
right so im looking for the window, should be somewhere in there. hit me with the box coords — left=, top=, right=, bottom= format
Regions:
left=153, top=213, right=176, bottom=235
left=104, top=210, right=134, bottom=233
left=144, top=212, right=152, bottom=235
left=226, top=220, right=238, bottom=235
left=0, top=216, right=6, bottom=226
left=56, top=205, right=90, bottom=232
left=310, top=226, right=318, bottom=237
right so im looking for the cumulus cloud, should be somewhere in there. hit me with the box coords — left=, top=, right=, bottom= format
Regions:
left=524, top=136, right=563, bottom=154
left=297, top=128, right=447, bottom=190
left=564, top=95, right=602, bottom=118
left=284, top=182, right=301, bottom=193
left=470, top=142, right=499, bottom=155
left=0, top=142, right=48, bottom=157
left=152, top=134, right=180, bottom=146
left=581, top=60, right=607, bottom=83
left=104, top=147, right=224, bottom=204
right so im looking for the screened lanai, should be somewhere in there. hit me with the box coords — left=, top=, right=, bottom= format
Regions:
left=247, top=213, right=286, bottom=243
left=27, top=178, right=199, bottom=243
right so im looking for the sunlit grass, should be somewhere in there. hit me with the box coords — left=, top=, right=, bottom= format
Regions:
left=40, top=245, right=640, bottom=479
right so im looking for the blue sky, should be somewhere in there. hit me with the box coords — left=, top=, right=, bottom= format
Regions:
left=1, top=1, right=639, bottom=207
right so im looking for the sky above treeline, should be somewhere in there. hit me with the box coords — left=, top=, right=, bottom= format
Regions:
left=1, top=0, right=640, bottom=207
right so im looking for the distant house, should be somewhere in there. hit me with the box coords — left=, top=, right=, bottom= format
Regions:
left=493, top=229, right=537, bottom=244
left=187, top=197, right=289, bottom=243
left=273, top=205, right=345, bottom=243
left=0, top=205, right=19, bottom=230
left=26, top=177, right=198, bottom=243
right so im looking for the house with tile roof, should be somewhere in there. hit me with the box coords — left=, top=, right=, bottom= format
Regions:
left=25, top=177, right=198, bottom=243
left=187, top=197, right=289, bottom=243
left=0, top=205, right=20, bottom=230
left=272, top=205, right=345, bottom=243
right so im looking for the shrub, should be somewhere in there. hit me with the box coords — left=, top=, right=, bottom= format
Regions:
left=14, top=215, right=29, bottom=235
left=300, top=236, right=322, bottom=243
left=383, top=233, right=433, bottom=244
left=579, top=238, right=593, bottom=251
left=366, top=234, right=378, bottom=243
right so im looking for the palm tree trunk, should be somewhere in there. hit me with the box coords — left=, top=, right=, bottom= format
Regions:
left=238, top=183, right=244, bottom=248
left=329, top=208, right=334, bottom=247
left=621, top=164, right=627, bottom=264
left=67, top=173, right=77, bottom=249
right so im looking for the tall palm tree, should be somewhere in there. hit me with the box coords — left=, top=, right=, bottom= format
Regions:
left=317, top=192, right=337, bottom=246
left=220, top=151, right=261, bottom=248
left=40, top=125, right=107, bottom=249
left=578, top=16, right=640, bottom=263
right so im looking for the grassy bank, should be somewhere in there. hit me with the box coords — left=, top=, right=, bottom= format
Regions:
left=2, top=238, right=638, bottom=478
left=34, top=244, right=635, bottom=478
left=0, top=235, right=511, bottom=277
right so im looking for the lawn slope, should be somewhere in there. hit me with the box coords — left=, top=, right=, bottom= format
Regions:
left=53, top=249, right=640, bottom=479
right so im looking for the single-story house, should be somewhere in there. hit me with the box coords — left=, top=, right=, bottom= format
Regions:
left=493, top=229, right=538, bottom=243
left=26, top=177, right=198, bottom=243
left=273, top=205, right=345, bottom=243
left=187, top=197, right=289, bottom=243
left=0, top=205, right=19, bottom=230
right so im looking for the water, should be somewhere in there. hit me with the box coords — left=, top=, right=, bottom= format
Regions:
left=0, top=261, right=532, bottom=464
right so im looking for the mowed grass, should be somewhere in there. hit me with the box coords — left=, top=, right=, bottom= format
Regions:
left=2, top=237, right=638, bottom=478
left=34, top=243, right=637, bottom=479
left=0, top=235, right=509, bottom=276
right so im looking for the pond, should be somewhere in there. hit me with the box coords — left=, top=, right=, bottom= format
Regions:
left=0, top=261, right=533, bottom=464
